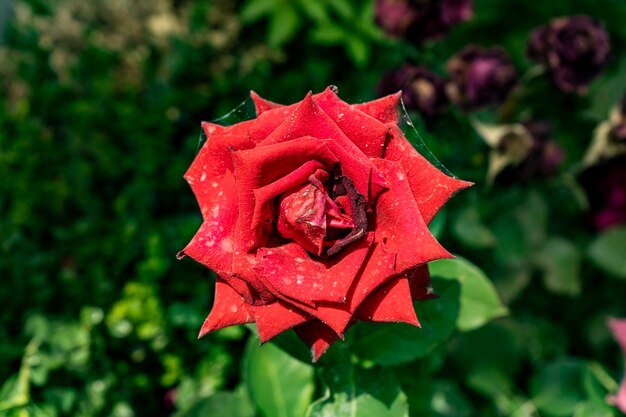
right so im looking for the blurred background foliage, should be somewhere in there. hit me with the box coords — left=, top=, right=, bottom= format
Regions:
left=1, top=0, right=626, bottom=416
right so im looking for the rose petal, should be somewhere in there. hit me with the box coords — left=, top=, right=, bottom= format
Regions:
left=251, top=161, right=329, bottom=252
left=251, top=91, right=283, bottom=115
left=384, top=125, right=473, bottom=224
left=353, top=92, right=401, bottom=124
left=294, top=320, right=343, bottom=362
left=408, top=265, right=437, bottom=301
left=353, top=276, right=419, bottom=326
left=184, top=134, right=254, bottom=218
left=179, top=170, right=237, bottom=278
left=251, top=300, right=311, bottom=343
left=255, top=234, right=374, bottom=306
left=198, top=277, right=254, bottom=338
left=256, top=92, right=388, bottom=203
left=232, top=136, right=339, bottom=251
left=372, top=158, right=454, bottom=270
left=201, top=120, right=255, bottom=138
left=315, top=87, right=390, bottom=158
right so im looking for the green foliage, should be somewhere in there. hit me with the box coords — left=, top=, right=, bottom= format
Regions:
left=244, top=338, right=315, bottom=417
left=588, top=226, right=626, bottom=279
left=307, top=361, right=409, bottom=417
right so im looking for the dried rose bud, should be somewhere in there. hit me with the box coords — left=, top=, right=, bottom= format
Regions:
left=377, top=65, right=448, bottom=119
left=584, top=95, right=626, bottom=167
left=579, top=156, right=626, bottom=231
left=527, top=15, right=611, bottom=94
left=498, top=121, right=564, bottom=183
left=610, top=95, right=626, bottom=142
left=446, top=45, right=518, bottom=110
left=375, top=0, right=473, bottom=43
left=474, top=120, right=563, bottom=184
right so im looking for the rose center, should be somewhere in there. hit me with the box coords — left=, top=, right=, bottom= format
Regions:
left=276, top=171, right=367, bottom=256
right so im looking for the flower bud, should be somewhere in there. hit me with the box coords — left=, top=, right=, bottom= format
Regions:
left=579, top=156, right=626, bottom=230
left=584, top=95, right=626, bottom=166
left=375, top=0, right=473, bottom=43
left=446, top=45, right=518, bottom=110
left=377, top=65, right=448, bottom=119
left=474, top=120, right=563, bottom=184
left=527, top=15, right=611, bottom=94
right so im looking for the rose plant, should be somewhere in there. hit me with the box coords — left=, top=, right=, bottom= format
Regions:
left=178, top=87, right=471, bottom=361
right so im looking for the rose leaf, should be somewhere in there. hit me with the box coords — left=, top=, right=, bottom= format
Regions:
left=349, top=278, right=460, bottom=366
left=243, top=336, right=315, bottom=417
left=534, top=237, right=582, bottom=296
left=183, top=388, right=255, bottom=417
left=429, top=257, right=508, bottom=332
left=306, top=362, right=408, bottom=417
left=588, top=226, right=626, bottom=279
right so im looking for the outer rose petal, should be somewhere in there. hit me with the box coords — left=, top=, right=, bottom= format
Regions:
left=179, top=170, right=237, bottom=278
left=198, top=278, right=254, bottom=338
left=202, top=120, right=255, bottom=138
left=251, top=300, right=311, bottom=343
left=184, top=134, right=254, bottom=218
left=408, top=265, right=437, bottom=301
left=353, top=276, right=419, bottom=326
left=251, top=91, right=282, bottom=115
left=294, top=320, right=343, bottom=362
left=353, top=92, right=401, bottom=124
left=372, top=158, right=453, bottom=270
left=315, top=87, right=390, bottom=158
left=254, top=234, right=374, bottom=306
left=384, top=125, right=473, bottom=224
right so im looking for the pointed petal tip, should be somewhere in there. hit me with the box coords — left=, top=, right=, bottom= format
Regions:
left=176, top=250, right=186, bottom=260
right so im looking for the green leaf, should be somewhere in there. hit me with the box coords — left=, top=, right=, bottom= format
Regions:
left=572, top=400, right=617, bottom=417
left=267, top=6, right=301, bottom=47
left=403, top=379, right=473, bottom=417
left=243, top=336, right=315, bottom=417
left=307, top=363, right=408, bottom=417
left=429, top=258, right=508, bottom=332
left=451, top=322, right=522, bottom=398
left=350, top=279, right=460, bottom=365
left=588, top=226, right=626, bottom=279
left=535, top=237, right=582, bottom=296
left=452, top=206, right=496, bottom=249
left=240, top=0, right=276, bottom=23
left=530, top=359, right=586, bottom=417
left=183, top=389, right=255, bottom=417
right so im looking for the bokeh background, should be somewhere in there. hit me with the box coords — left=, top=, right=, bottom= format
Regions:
left=2, top=0, right=626, bottom=416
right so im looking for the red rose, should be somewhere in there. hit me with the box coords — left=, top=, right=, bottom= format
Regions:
left=178, top=87, right=471, bottom=361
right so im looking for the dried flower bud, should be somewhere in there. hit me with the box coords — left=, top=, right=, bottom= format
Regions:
left=375, top=0, right=473, bottom=43
left=584, top=95, right=626, bottom=166
left=474, top=120, right=563, bottom=184
left=377, top=65, right=448, bottom=119
left=579, top=156, right=626, bottom=230
left=446, top=45, right=518, bottom=110
left=527, top=15, right=611, bottom=94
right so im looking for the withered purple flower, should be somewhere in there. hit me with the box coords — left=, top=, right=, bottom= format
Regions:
left=446, top=45, right=518, bottom=110
left=375, top=0, right=473, bottom=43
left=377, top=65, right=448, bottom=119
left=497, top=121, right=564, bottom=184
left=527, top=15, right=611, bottom=94
left=579, top=156, right=626, bottom=231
